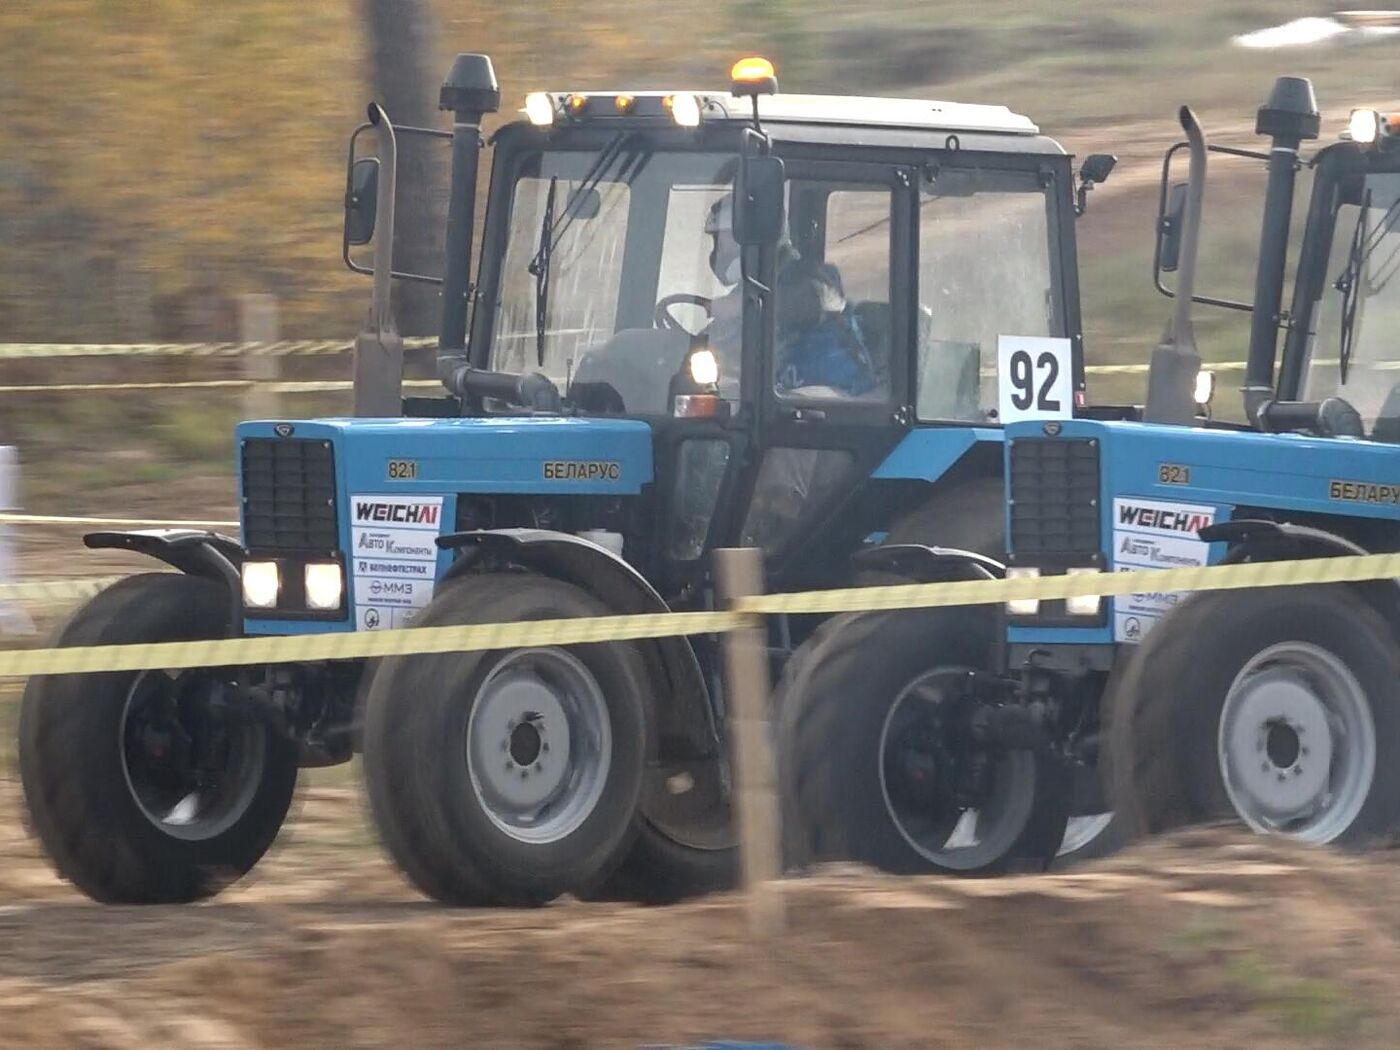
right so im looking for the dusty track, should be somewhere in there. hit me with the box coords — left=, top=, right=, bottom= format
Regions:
left=3, top=781, right=1400, bottom=1048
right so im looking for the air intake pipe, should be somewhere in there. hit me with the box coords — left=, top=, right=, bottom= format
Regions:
left=1143, top=106, right=1205, bottom=425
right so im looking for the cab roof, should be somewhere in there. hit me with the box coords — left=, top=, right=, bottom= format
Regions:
left=526, top=90, right=1039, bottom=136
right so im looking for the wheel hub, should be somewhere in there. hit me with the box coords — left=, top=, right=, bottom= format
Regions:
left=877, top=669, right=1038, bottom=871
left=1218, top=642, right=1375, bottom=843
left=465, top=648, right=611, bottom=845
left=120, top=670, right=266, bottom=842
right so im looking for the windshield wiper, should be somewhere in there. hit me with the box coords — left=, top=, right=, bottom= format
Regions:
left=1335, top=189, right=1370, bottom=384
left=523, top=134, right=633, bottom=370
left=526, top=176, right=558, bottom=368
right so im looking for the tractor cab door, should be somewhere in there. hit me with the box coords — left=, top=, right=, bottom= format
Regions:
left=733, top=159, right=915, bottom=588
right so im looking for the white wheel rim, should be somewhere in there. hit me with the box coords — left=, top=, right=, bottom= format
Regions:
left=465, top=647, right=612, bottom=845
left=1218, top=641, right=1375, bottom=844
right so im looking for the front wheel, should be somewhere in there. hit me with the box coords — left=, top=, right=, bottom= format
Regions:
left=19, top=573, right=298, bottom=903
left=1112, top=584, right=1400, bottom=847
left=778, top=606, right=1068, bottom=876
left=361, top=573, right=647, bottom=906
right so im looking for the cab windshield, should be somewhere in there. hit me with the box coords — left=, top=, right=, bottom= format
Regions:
left=489, top=143, right=736, bottom=415
left=1303, top=169, right=1400, bottom=434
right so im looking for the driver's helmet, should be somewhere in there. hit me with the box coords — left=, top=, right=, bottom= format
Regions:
left=705, top=192, right=741, bottom=286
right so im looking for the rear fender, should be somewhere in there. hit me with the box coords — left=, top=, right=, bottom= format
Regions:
left=437, top=528, right=717, bottom=758
left=1201, top=519, right=1400, bottom=629
left=85, top=529, right=243, bottom=631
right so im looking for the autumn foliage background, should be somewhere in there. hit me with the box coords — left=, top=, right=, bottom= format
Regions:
left=0, top=0, right=1396, bottom=353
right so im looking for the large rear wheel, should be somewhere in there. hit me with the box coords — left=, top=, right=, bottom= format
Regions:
left=19, top=573, right=298, bottom=903
left=778, top=606, right=1068, bottom=876
left=361, top=573, right=647, bottom=906
left=1112, top=584, right=1400, bottom=847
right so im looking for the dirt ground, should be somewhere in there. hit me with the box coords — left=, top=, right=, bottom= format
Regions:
left=2, top=777, right=1400, bottom=1049
left=11, top=494, right=1400, bottom=1048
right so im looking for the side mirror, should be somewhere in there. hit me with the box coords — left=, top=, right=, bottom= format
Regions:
left=1074, top=152, right=1118, bottom=216
left=1159, top=181, right=1188, bottom=273
left=1081, top=153, right=1118, bottom=184
left=734, top=153, right=785, bottom=247
left=344, top=157, right=380, bottom=247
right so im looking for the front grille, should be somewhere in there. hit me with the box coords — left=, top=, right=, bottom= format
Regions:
left=1009, top=437, right=1101, bottom=557
left=241, top=438, right=339, bottom=552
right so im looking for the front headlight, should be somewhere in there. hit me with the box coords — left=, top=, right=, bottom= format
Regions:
left=304, top=562, right=344, bottom=611
left=1006, top=566, right=1040, bottom=616
left=689, top=347, right=719, bottom=386
left=1065, top=567, right=1103, bottom=616
left=242, top=560, right=280, bottom=609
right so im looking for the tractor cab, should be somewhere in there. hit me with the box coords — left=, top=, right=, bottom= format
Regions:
left=321, top=54, right=1089, bottom=615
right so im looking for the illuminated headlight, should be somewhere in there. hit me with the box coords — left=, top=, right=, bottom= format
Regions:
left=304, top=562, right=344, bottom=611
left=1065, top=568, right=1103, bottom=616
left=241, top=560, right=280, bottom=609
left=1006, top=566, right=1040, bottom=616
left=1348, top=109, right=1380, bottom=145
left=667, top=93, right=702, bottom=128
left=1193, top=369, right=1215, bottom=407
left=689, top=347, right=719, bottom=386
left=524, top=92, right=556, bottom=127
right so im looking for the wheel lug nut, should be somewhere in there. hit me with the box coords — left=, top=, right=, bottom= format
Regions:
left=520, top=770, right=529, bottom=779
left=534, top=762, right=543, bottom=772
left=505, top=760, right=515, bottom=770
left=542, top=742, right=550, bottom=753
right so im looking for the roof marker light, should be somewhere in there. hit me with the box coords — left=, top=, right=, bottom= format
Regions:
left=524, top=92, right=556, bottom=127
left=666, top=93, right=702, bottom=127
left=1348, top=108, right=1380, bottom=144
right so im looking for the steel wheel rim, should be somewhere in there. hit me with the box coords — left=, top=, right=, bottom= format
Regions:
left=1218, top=641, right=1376, bottom=845
left=119, top=669, right=266, bottom=842
left=878, top=668, right=1037, bottom=871
left=465, top=647, right=613, bottom=845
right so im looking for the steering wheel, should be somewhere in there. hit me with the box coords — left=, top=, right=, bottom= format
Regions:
left=654, top=292, right=714, bottom=332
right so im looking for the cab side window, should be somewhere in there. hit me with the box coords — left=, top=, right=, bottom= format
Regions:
left=916, top=168, right=1058, bottom=421
left=774, top=182, right=894, bottom=401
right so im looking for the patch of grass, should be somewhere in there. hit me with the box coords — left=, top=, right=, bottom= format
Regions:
left=1169, top=911, right=1366, bottom=1038
left=1226, top=952, right=1364, bottom=1038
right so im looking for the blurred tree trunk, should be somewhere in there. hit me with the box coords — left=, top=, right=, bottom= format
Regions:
left=362, top=0, right=445, bottom=336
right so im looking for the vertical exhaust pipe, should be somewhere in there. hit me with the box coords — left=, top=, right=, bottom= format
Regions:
left=1242, top=77, right=1319, bottom=427
left=1143, top=106, right=1206, bottom=425
left=435, top=54, right=500, bottom=398
left=352, top=102, right=404, bottom=417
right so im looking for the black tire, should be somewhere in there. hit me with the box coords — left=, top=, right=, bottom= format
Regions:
left=1111, top=584, right=1400, bottom=848
left=1050, top=661, right=1131, bottom=869
left=778, top=605, right=1069, bottom=876
left=361, top=573, right=647, bottom=906
left=18, top=573, right=298, bottom=903
left=586, top=815, right=737, bottom=904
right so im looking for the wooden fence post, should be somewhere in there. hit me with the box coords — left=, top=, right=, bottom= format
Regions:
left=239, top=293, right=281, bottom=420
left=714, top=546, right=784, bottom=937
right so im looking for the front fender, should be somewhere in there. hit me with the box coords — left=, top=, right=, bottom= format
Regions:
left=1201, top=518, right=1400, bottom=626
left=84, top=529, right=244, bottom=632
left=852, top=542, right=1004, bottom=583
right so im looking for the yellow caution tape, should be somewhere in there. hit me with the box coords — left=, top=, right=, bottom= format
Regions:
left=0, top=609, right=750, bottom=676
left=0, top=576, right=124, bottom=605
left=0, top=379, right=442, bottom=395
left=0, top=338, right=437, bottom=360
left=0, top=513, right=238, bottom=528
left=0, top=553, right=1397, bottom=678
left=743, top=553, right=1400, bottom=615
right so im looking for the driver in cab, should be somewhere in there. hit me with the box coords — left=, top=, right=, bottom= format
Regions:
left=703, top=192, right=876, bottom=399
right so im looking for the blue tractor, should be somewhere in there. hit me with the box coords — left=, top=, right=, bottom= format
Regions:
left=17, top=55, right=1120, bottom=903
left=779, top=77, right=1400, bottom=873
